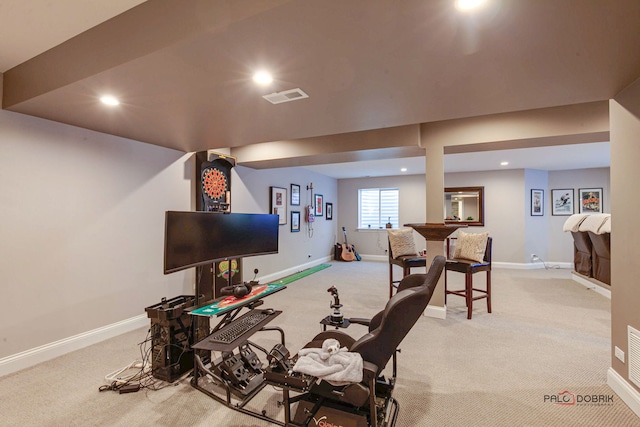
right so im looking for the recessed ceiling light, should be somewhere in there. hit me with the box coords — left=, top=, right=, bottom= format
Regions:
left=455, top=0, right=486, bottom=11
left=253, top=70, right=273, bottom=86
left=500, top=161, right=509, bottom=166
left=400, top=168, right=407, bottom=172
left=100, top=95, right=120, bottom=106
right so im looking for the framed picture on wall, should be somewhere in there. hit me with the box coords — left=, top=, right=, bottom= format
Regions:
left=551, top=189, right=574, bottom=216
left=291, top=211, right=300, bottom=232
left=579, top=188, right=603, bottom=213
left=270, top=186, right=287, bottom=225
left=290, top=184, right=300, bottom=206
left=326, top=202, right=333, bottom=220
left=531, top=189, right=544, bottom=216
left=314, top=194, right=324, bottom=216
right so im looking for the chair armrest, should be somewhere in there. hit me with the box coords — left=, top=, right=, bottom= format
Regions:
left=362, top=361, right=379, bottom=383
left=347, top=317, right=371, bottom=327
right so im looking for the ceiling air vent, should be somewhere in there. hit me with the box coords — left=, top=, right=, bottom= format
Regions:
left=262, top=88, right=309, bottom=105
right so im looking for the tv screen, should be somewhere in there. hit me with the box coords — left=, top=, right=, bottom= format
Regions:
left=164, top=211, right=279, bottom=274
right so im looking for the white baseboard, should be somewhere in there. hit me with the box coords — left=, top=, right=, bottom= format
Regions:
left=258, top=256, right=333, bottom=284
left=607, top=367, right=640, bottom=418
left=571, top=271, right=611, bottom=299
left=0, top=257, right=338, bottom=379
left=0, top=314, right=148, bottom=378
left=493, top=261, right=573, bottom=270
left=493, top=262, right=537, bottom=269
left=359, top=254, right=387, bottom=262
left=424, top=304, right=446, bottom=319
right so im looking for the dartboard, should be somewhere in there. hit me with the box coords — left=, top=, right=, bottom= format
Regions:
left=202, top=167, right=227, bottom=199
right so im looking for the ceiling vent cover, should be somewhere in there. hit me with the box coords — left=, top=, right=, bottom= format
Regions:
left=262, top=88, right=309, bottom=104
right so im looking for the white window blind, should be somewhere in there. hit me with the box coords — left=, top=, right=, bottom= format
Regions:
left=358, top=188, right=399, bottom=229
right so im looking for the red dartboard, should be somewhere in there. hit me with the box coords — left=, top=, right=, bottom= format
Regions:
left=202, top=167, right=228, bottom=199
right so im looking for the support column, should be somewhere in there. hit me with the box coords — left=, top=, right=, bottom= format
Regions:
left=421, top=125, right=447, bottom=315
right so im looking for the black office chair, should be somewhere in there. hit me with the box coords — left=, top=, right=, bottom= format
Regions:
left=444, top=236, right=492, bottom=319
left=293, top=256, right=446, bottom=427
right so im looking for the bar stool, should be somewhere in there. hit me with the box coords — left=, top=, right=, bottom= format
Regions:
left=444, top=236, right=492, bottom=319
left=388, top=240, right=426, bottom=298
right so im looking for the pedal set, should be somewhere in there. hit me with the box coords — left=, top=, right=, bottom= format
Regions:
left=220, top=354, right=251, bottom=387
left=217, top=344, right=265, bottom=391
left=239, top=344, right=263, bottom=371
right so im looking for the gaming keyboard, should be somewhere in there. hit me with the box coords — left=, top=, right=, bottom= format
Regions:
left=210, top=311, right=270, bottom=343
left=193, top=309, right=281, bottom=352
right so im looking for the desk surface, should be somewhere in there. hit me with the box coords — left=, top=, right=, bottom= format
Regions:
left=190, top=283, right=286, bottom=317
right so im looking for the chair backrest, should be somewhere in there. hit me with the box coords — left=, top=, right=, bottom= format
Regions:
left=484, top=237, right=493, bottom=264
left=350, top=255, right=445, bottom=374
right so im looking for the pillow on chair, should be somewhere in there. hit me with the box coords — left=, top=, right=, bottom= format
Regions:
left=388, top=228, right=418, bottom=258
left=452, top=231, right=489, bottom=263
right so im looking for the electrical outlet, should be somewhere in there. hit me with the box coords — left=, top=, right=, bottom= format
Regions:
left=615, top=346, right=625, bottom=363
left=531, top=254, right=539, bottom=262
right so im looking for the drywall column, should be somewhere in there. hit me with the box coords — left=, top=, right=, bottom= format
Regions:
left=609, top=77, right=640, bottom=408
left=420, top=127, right=447, bottom=312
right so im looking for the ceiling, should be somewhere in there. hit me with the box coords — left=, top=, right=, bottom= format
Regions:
left=0, top=0, right=637, bottom=175
left=0, top=0, right=147, bottom=72
left=302, top=141, right=611, bottom=179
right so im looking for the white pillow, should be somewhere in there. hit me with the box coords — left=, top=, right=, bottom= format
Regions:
left=388, top=228, right=418, bottom=258
left=453, top=231, right=489, bottom=263
left=562, top=214, right=588, bottom=232
left=578, top=213, right=610, bottom=234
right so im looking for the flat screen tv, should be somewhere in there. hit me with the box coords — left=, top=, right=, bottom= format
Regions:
left=164, top=211, right=279, bottom=274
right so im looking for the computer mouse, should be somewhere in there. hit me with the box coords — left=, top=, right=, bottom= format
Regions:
left=262, top=308, right=275, bottom=315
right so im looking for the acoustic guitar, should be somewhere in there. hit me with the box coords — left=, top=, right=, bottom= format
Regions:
left=340, top=227, right=356, bottom=262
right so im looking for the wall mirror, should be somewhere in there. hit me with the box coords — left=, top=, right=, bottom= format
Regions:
left=444, top=186, right=484, bottom=226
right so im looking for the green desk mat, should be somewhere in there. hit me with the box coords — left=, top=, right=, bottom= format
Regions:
left=270, top=263, right=331, bottom=285
left=191, top=264, right=332, bottom=317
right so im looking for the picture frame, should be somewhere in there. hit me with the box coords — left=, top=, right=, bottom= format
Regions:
left=314, top=194, right=323, bottom=217
left=531, top=189, right=544, bottom=216
left=551, top=189, right=574, bottom=216
left=578, top=188, right=603, bottom=214
left=290, top=184, right=300, bottom=206
left=291, top=211, right=300, bottom=232
left=270, top=186, right=287, bottom=225
left=326, top=202, right=333, bottom=220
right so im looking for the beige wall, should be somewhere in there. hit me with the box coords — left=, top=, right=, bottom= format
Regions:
left=0, top=108, right=339, bottom=364
left=445, top=169, right=526, bottom=263
left=547, top=167, right=611, bottom=262
left=337, top=174, right=427, bottom=257
left=0, top=106, right=193, bottom=358
left=338, top=167, right=609, bottom=264
left=610, top=78, right=640, bottom=392
left=232, top=165, right=338, bottom=273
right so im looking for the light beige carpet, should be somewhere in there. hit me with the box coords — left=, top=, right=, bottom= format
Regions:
left=1, top=261, right=638, bottom=426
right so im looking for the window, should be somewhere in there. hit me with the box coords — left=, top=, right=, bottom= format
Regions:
left=358, top=188, right=399, bottom=229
